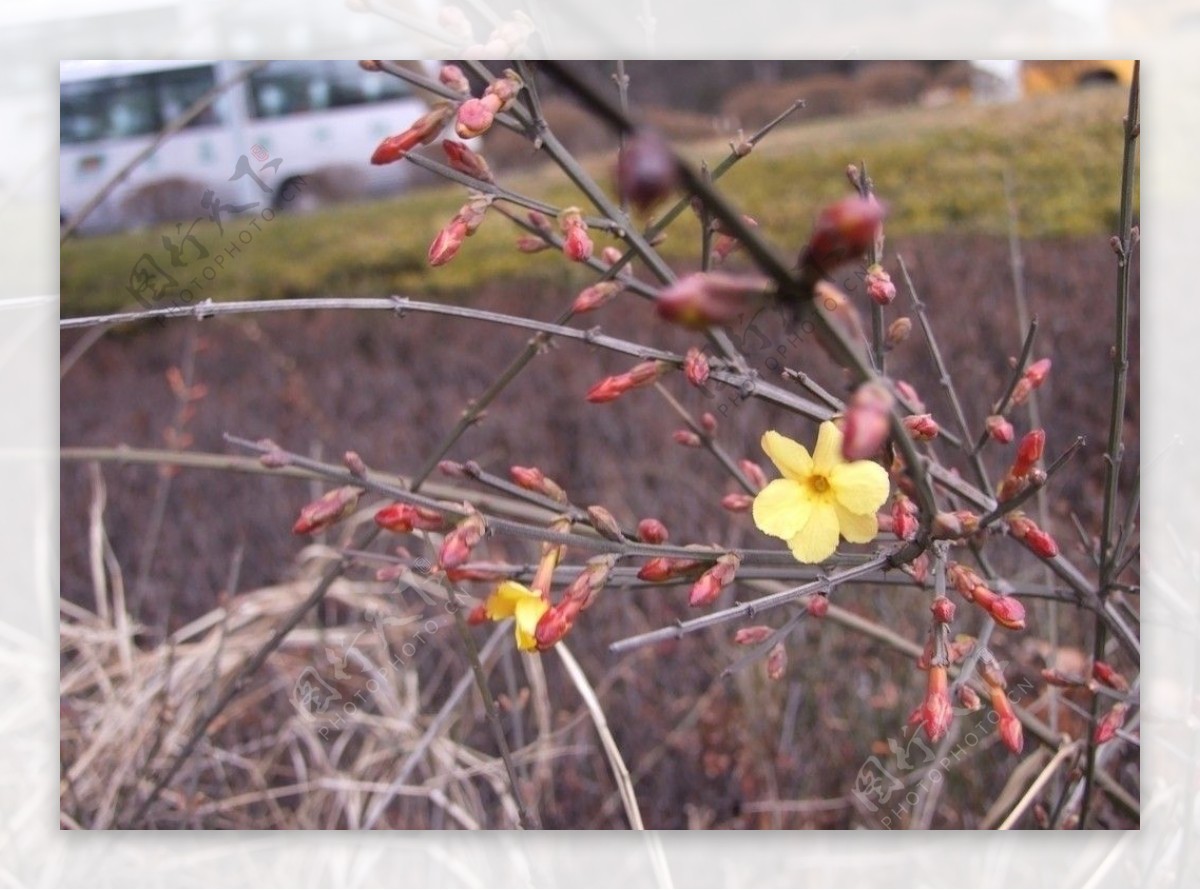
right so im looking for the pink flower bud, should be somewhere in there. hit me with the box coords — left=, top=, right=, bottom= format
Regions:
left=1025, top=357, right=1052, bottom=388
left=989, top=686, right=1024, bottom=753
left=1007, top=512, right=1059, bottom=558
left=895, top=380, right=925, bottom=413
left=572, top=280, right=623, bottom=313
left=1041, top=667, right=1086, bottom=688
left=455, top=97, right=494, bottom=139
left=891, top=495, right=919, bottom=540
left=637, top=556, right=702, bottom=582
left=439, top=64, right=470, bottom=94
left=733, top=625, right=772, bottom=646
left=484, top=69, right=523, bottom=112
left=438, top=512, right=486, bottom=570
left=655, top=272, right=770, bottom=330
left=721, top=492, right=754, bottom=512
left=688, top=553, right=740, bottom=607
left=910, top=665, right=952, bottom=742
left=766, top=642, right=788, bottom=680
left=510, top=465, right=547, bottom=491
left=842, top=381, right=895, bottom=461
left=684, top=347, right=710, bottom=387
left=558, top=208, right=593, bottom=262
left=427, top=218, right=469, bottom=266
left=986, top=415, right=1014, bottom=444
left=903, top=413, right=939, bottom=441
left=1012, top=429, right=1046, bottom=478
left=343, top=451, right=367, bottom=477
left=800, top=196, right=886, bottom=276
left=987, top=595, right=1027, bottom=631
left=533, top=603, right=575, bottom=650
left=865, top=263, right=896, bottom=306
left=292, top=486, right=363, bottom=535
left=515, top=235, right=550, bottom=253
left=738, top=459, right=768, bottom=491
left=636, top=518, right=669, bottom=544
left=585, top=360, right=666, bottom=403
left=441, top=139, right=493, bottom=182
left=957, top=685, right=982, bottom=711
left=807, top=593, right=830, bottom=617
left=700, top=412, right=718, bottom=433
left=586, top=505, right=624, bottom=542
left=673, top=429, right=702, bottom=448
left=616, top=130, right=678, bottom=212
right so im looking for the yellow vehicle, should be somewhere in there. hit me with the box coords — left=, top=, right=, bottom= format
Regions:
left=1021, top=60, right=1135, bottom=95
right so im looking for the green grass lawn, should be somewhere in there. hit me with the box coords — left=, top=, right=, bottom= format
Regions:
left=60, top=87, right=1136, bottom=316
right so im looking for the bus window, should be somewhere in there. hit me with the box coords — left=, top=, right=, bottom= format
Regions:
left=247, top=61, right=411, bottom=119
left=157, top=65, right=222, bottom=127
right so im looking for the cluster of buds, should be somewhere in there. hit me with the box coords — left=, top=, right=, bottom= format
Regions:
left=428, top=193, right=493, bottom=266
left=997, top=429, right=1046, bottom=502
left=841, top=380, right=894, bottom=461
left=557, top=207, right=593, bottom=262
left=438, top=511, right=486, bottom=570
left=864, top=263, right=896, bottom=306
left=985, top=414, right=1014, bottom=444
left=799, top=196, right=886, bottom=279
left=455, top=69, right=524, bottom=139
left=688, top=552, right=741, bottom=607
left=374, top=502, right=449, bottom=533
left=585, top=359, right=669, bottom=404
left=370, top=103, right=455, bottom=165
left=947, top=562, right=1026, bottom=630
left=1010, top=357, right=1052, bottom=407
left=1005, top=511, right=1059, bottom=558
left=710, top=214, right=758, bottom=264
left=509, top=465, right=568, bottom=503
left=656, top=271, right=770, bottom=330
left=979, top=650, right=1024, bottom=753
left=441, top=139, right=493, bottom=183
left=533, top=555, right=617, bottom=649
left=292, top=486, right=364, bottom=535
left=615, top=130, right=679, bottom=213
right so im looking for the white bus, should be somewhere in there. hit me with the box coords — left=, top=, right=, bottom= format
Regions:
left=60, top=60, right=440, bottom=234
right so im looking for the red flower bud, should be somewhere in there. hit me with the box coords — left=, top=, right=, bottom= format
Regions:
left=910, top=665, right=952, bottom=742
left=427, top=218, right=469, bottom=266
left=293, top=486, right=363, bottom=535
left=989, top=686, right=1024, bottom=753
left=903, top=413, right=939, bottom=441
left=684, top=347, right=710, bottom=387
left=688, top=553, right=740, bottom=607
left=637, top=556, right=702, bottom=582
left=1025, top=357, right=1052, bottom=387
left=585, top=360, right=666, bottom=404
left=442, top=139, right=493, bottom=182
left=615, top=130, right=679, bottom=212
left=636, top=518, right=669, bottom=544
left=800, top=196, right=886, bottom=276
left=438, top=512, right=486, bottom=570
left=1092, top=660, right=1130, bottom=692
left=987, top=595, right=1027, bottom=631
left=1093, top=702, right=1128, bottom=744
left=374, top=502, right=447, bottom=533
left=931, top=596, right=956, bottom=624
left=467, top=603, right=488, bottom=625
left=533, top=602, right=576, bottom=649
left=371, top=104, right=454, bottom=164
left=865, top=263, right=896, bottom=306
left=655, top=272, right=770, bottom=330
left=1007, top=512, right=1059, bottom=558
left=986, top=415, right=1014, bottom=444
left=558, top=208, right=593, bottom=262
left=1012, top=429, right=1046, bottom=478
left=807, top=593, right=829, bottom=617
left=891, top=494, right=919, bottom=541
left=510, top=465, right=545, bottom=490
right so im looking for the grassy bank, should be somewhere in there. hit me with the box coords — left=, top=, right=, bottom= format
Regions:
left=60, top=87, right=1134, bottom=316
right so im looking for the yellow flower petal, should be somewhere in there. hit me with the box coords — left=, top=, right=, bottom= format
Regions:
left=830, top=459, right=890, bottom=514
left=835, top=503, right=880, bottom=544
left=788, top=502, right=840, bottom=564
left=811, top=421, right=844, bottom=474
left=752, top=478, right=813, bottom=540
left=760, top=430, right=813, bottom=482
left=513, top=596, right=549, bottom=651
left=485, top=581, right=537, bottom=620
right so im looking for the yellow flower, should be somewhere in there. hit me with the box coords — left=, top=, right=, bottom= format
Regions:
left=485, top=581, right=550, bottom=651
left=752, top=421, right=890, bottom=564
